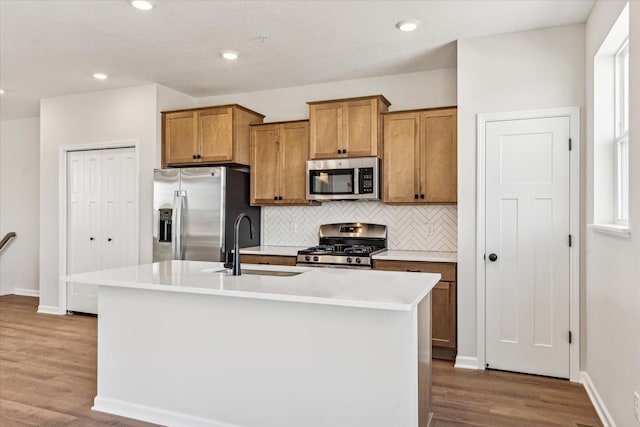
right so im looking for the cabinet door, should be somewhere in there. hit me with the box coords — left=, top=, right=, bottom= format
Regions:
left=250, top=124, right=280, bottom=205
left=383, top=112, right=420, bottom=203
left=165, top=111, right=198, bottom=165
left=344, top=99, right=377, bottom=157
left=279, top=122, right=310, bottom=204
left=309, top=102, right=343, bottom=159
left=421, top=109, right=457, bottom=203
left=199, top=107, right=234, bottom=162
left=432, top=281, right=457, bottom=349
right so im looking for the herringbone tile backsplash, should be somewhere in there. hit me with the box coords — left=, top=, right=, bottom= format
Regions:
left=262, top=202, right=457, bottom=251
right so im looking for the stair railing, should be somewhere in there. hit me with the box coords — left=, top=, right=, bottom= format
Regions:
left=0, top=232, right=17, bottom=252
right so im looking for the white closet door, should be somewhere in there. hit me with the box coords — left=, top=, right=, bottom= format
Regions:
left=101, top=147, right=137, bottom=269
left=67, top=147, right=137, bottom=314
left=67, top=150, right=102, bottom=313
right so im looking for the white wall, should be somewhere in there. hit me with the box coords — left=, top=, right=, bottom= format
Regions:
left=196, top=69, right=457, bottom=122
left=456, top=24, right=585, bottom=362
left=39, top=85, right=159, bottom=312
left=584, top=2, right=640, bottom=426
left=0, top=117, right=40, bottom=296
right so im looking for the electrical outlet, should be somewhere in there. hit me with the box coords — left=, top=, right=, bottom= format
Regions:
left=290, top=222, right=298, bottom=233
left=634, top=391, right=640, bottom=423
left=425, top=223, right=434, bottom=236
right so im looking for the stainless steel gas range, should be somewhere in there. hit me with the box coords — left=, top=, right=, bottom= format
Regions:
left=296, top=223, right=387, bottom=268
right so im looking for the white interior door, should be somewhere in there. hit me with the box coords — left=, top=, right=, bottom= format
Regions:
left=485, top=116, right=571, bottom=378
left=67, top=147, right=136, bottom=314
left=67, top=150, right=101, bottom=314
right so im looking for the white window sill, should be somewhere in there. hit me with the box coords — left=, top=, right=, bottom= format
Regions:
left=589, top=223, right=631, bottom=238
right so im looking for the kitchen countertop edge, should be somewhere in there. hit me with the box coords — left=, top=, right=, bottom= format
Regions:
left=240, top=246, right=458, bottom=263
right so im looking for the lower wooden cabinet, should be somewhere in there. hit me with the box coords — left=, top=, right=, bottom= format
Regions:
left=239, top=254, right=297, bottom=266
left=373, top=259, right=457, bottom=360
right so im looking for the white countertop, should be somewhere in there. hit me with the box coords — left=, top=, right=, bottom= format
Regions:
left=240, top=246, right=458, bottom=263
left=64, top=260, right=439, bottom=312
left=372, top=250, right=458, bottom=263
left=239, top=245, right=306, bottom=256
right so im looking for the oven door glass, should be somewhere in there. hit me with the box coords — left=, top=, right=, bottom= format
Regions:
left=309, top=169, right=354, bottom=195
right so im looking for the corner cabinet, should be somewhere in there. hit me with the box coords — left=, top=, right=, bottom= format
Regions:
left=162, top=105, right=264, bottom=167
left=250, top=121, right=316, bottom=206
left=373, top=260, right=457, bottom=360
left=308, top=95, right=390, bottom=159
left=383, top=107, right=457, bottom=204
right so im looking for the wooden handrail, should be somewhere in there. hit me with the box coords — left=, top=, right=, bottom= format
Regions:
left=0, top=232, right=16, bottom=251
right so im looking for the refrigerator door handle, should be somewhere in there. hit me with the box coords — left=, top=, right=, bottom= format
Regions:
left=172, top=190, right=187, bottom=260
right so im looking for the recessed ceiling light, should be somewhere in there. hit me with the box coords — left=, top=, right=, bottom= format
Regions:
left=0, top=89, right=4, bottom=95
left=129, top=0, right=154, bottom=11
left=93, top=73, right=108, bottom=80
left=396, top=19, right=421, bottom=32
left=221, top=51, right=239, bottom=60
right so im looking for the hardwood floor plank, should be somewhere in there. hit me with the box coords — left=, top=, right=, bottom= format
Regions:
left=0, top=295, right=602, bottom=427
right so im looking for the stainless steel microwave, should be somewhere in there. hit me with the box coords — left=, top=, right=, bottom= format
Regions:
left=306, top=157, right=380, bottom=201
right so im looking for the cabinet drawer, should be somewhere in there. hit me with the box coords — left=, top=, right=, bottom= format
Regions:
left=240, top=254, right=297, bottom=266
left=373, top=260, right=455, bottom=281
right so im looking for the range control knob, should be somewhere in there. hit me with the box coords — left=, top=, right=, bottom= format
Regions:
left=312, top=256, right=319, bottom=262
left=355, top=258, right=362, bottom=264
left=346, top=257, right=352, bottom=263
left=304, top=255, right=311, bottom=262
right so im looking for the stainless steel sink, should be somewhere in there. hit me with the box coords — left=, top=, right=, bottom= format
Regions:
left=209, top=268, right=302, bottom=277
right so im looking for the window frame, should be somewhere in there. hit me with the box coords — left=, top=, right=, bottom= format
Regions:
left=614, top=38, right=629, bottom=226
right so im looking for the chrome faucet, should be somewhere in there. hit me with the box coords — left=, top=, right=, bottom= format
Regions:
left=232, top=212, right=254, bottom=276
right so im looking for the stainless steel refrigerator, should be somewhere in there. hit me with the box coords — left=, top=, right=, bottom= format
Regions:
left=153, top=167, right=260, bottom=263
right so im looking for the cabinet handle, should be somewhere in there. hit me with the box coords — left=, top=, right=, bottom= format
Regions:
left=89, top=237, right=95, bottom=241
left=196, top=154, right=202, bottom=159
left=337, top=149, right=341, bottom=154
left=192, top=155, right=197, bottom=159
left=274, top=196, right=278, bottom=201
left=414, top=194, right=419, bottom=199
left=406, top=269, right=422, bottom=273
left=108, top=238, right=112, bottom=242
left=343, top=149, right=347, bottom=154
left=278, top=196, right=283, bottom=200
left=420, top=194, right=425, bottom=199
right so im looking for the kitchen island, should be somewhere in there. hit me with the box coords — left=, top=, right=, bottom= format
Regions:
left=64, top=260, right=439, bottom=427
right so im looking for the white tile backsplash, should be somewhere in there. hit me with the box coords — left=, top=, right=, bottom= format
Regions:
left=262, top=202, right=457, bottom=251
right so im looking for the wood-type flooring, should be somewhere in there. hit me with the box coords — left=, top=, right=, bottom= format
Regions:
left=0, top=295, right=602, bottom=426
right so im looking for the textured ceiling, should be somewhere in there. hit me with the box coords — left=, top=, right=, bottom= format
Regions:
left=0, top=0, right=594, bottom=121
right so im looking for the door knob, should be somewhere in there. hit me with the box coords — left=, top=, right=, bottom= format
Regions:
left=89, top=237, right=94, bottom=241
left=488, top=253, right=498, bottom=262
left=107, top=238, right=112, bottom=242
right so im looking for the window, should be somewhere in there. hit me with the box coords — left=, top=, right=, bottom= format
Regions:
left=592, top=3, right=629, bottom=236
left=615, top=39, right=629, bottom=225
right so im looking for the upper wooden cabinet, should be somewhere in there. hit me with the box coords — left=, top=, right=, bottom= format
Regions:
left=162, top=105, right=264, bottom=167
left=250, top=121, right=314, bottom=206
left=308, top=95, right=390, bottom=159
left=383, top=107, right=457, bottom=204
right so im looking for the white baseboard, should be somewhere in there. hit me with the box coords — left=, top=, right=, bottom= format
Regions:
left=37, top=305, right=65, bottom=315
left=13, top=288, right=39, bottom=297
left=454, top=356, right=480, bottom=370
left=93, top=396, right=241, bottom=427
left=581, top=371, right=616, bottom=427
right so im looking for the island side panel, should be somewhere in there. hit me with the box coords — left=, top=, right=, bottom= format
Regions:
left=94, top=285, right=421, bottom=427
left=417, top=294, right=432, bottom=426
